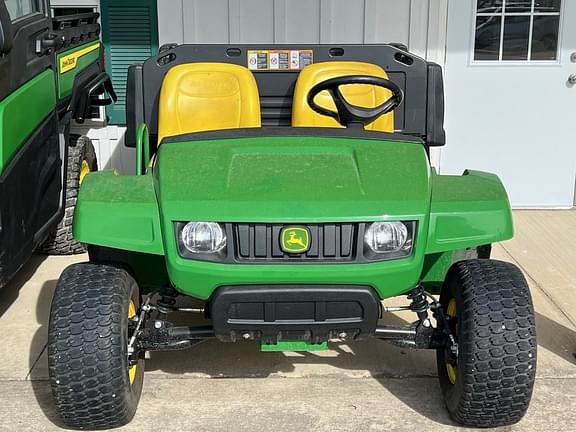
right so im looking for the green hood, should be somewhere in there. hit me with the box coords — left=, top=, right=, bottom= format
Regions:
left=155, top=136, right=430, bottom=222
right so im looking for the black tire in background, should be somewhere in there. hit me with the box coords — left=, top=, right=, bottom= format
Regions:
left=39, top=134, right=97, bottom=255
left=437, top=259, right=537, bottom=427
left=48, top=263, right=144, bottom=429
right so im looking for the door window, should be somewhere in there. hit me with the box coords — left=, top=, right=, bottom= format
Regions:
left=474, top=0, right=561, bottom=61
left=4, top=0, right=40, bottom=21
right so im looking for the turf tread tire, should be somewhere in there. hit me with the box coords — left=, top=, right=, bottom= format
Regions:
left=48, top=263, right=143, bottom=429
left=39, top=135, right=97, bottom=255
left=437, top=259, right=537, bottom=427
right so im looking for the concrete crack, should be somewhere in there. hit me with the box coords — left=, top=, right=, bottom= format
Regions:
left=26, top=344, right=47, bottom=381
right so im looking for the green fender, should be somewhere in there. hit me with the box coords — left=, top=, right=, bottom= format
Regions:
left=73, top=171, right=164, bottom=255
left=419, top=169, right=513, bottom=290
left=426, top=169, right=514, bottom=253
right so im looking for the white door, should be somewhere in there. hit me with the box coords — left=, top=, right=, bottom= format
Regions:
left=442, top=0, right=576, bottom=207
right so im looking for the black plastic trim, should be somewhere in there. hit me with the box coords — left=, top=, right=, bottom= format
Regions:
left=0, top=113, right=63, bottom=289
left=234, top=223, right=357, bottom=262
left=0, top=1, right=13, bottom=54
left=426, top=63, right=446, bottom=147
left=51, top=12, right=100, bottom=51
left=162, top=127, right=422, bottom=145
left=209, top=284, right=382, bottom=343
left=125, top=63, right=145, bottom=148
left=72, top=71, right=116, bottom=122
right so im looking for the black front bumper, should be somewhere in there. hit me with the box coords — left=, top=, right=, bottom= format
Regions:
left=209, top=285, right=382, bottom=343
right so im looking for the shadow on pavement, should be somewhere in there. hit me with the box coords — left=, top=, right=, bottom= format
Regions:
left=144, top=308, right=455, bottom=426
left=535, top=312, right=576, bottom=364
left=0, top=254, right=46, bottom=319
left=28, top=278, right=68, bottom=429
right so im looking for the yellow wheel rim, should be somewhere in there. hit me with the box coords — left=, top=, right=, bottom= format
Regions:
left=445, top=298, right=458, bottom=385
left=79, top=160, right=91, bottom=185
left=446, top=298, right=457, bottom=318
left=446, top=363, right=458, bottom=385
left=128, top=300, right=137, bottom=385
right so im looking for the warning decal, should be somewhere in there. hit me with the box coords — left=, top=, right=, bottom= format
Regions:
left=247, top=49, right=313, bottom=71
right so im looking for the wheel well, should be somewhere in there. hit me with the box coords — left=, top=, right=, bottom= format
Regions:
left=88, top=245, right=169, bottom=291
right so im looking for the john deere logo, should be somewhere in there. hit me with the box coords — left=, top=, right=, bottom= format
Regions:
left=280, top=227, right=310, bottom=253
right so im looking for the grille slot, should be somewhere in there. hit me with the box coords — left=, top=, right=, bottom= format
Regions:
left=233, top=223, right=357, bottom=262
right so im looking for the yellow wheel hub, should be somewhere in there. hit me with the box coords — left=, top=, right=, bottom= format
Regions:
left=445, top=298, right=458, bottom=385
left=128, top=300, right=137, bottom=385
left=79, top=160, right=91, bottom=185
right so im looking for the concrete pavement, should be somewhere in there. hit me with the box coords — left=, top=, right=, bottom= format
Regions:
left=0, top=210, right=575, bottom=431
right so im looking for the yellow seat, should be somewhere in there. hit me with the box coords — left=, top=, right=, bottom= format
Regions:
left=292, top=61, right=395, bottom=132
left=158, top=63, right=261, bottom=142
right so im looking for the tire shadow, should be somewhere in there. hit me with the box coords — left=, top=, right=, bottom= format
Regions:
left=28, top=278, right=68, bottom=429
left=535, top=312, right=576, bottom=365
left=0, top=254, right=46, bottom=319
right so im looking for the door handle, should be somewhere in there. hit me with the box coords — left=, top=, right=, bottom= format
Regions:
left=35, top=33, right=65, bottom=55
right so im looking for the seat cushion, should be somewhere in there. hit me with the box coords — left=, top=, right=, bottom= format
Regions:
left=292, top=61, right=394, bottom=132
left=158, top=63, right=261, bottom=142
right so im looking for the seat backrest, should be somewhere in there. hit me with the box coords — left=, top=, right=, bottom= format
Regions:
left=292, top=61, right=394, bottom=132
left=158, top=63, right=261, bottom=142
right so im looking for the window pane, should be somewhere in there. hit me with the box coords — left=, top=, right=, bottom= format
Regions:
left=475, top=16, right=502, bottom=60
left=502, top=16, right=530, bottom=60
left=534, top=0, right=560, bottom=13
left=505, top=0, right=533, bottom=13
left=476, top=0, right=503, bottom=14
left=531, top=15, right=560, bottom=60
left=4, top=0, right=39, bottom=21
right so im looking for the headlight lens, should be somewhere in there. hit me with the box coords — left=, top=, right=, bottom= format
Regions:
left=364, top=221, right=412, bottom=254
left=181, top=222, right=226, bottom=254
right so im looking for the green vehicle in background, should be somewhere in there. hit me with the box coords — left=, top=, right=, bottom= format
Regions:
left=0, top=0, right=114, bottom=288
left=47, top=44, right=537, bottom=429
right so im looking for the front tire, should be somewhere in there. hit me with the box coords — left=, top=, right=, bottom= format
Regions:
left=437, top=259, right=537, bottom=427
left=48, top=263, right=144, bottom=429
left=39, top=135, right=97, bottom=255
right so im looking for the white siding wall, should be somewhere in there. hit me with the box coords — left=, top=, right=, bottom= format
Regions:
left=159, top=0, right=416, bottom=48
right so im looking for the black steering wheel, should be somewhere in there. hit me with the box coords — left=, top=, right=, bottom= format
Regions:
left=307, top=75, right=404, bottom=128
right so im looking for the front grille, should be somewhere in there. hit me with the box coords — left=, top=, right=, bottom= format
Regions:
left=232, top=223, right=358, bottom=262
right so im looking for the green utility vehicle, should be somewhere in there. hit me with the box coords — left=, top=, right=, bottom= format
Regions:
left=47, top=44, right=537, bottom=429
left=0, top=0, right=114, bottom=288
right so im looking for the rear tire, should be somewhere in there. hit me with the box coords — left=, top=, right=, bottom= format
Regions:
left=437, top=259, right=537, bottom=427
left=48, top=263, right=144, bottom=429
left=39, top=135, right=97, bottom=255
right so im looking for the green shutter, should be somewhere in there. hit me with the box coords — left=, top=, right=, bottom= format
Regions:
left=101, top=0, right=158, bottom=124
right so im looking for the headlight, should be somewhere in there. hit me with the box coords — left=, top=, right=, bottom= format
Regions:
left=181, top=222, right=226, bottom=254
left=364, top=221, right=413, bottom=256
